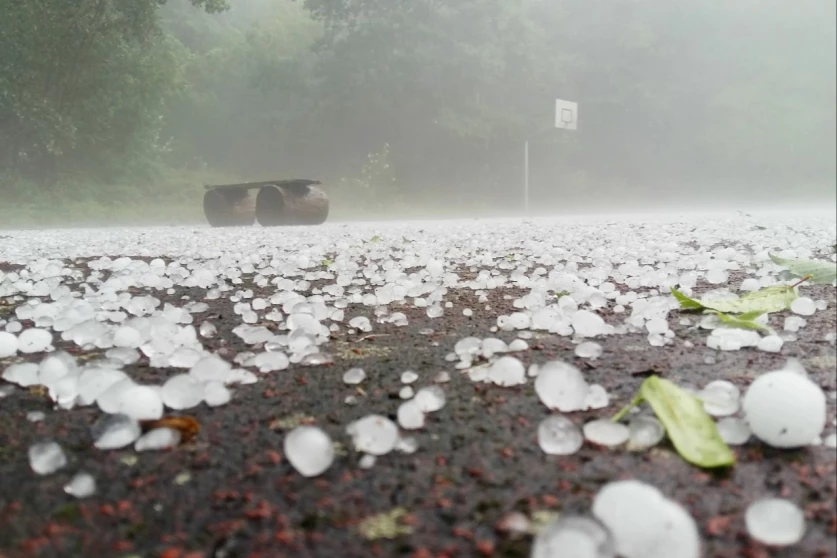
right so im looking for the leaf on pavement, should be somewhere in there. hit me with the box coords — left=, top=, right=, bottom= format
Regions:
left=671, top=286, right=796, bottom=314
left=640, top=376, right=736, bottom=469
left=709, top=310, right=771, bottom=332
left=769, top=253, right=837, bottom=285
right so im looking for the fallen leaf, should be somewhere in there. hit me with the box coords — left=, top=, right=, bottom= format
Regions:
left=769, top=253, right=837, bottom=285
left=671, top=286, right=796, bottom=314
left=640, top=376, right=735, bottom=469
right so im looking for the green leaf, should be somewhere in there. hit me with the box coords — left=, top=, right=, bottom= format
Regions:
left=554, top=290, right=571, bottom=299
left=769, top=253, right=837, bottom=285
left=640, top=376, right=736, bottom=469
left=367, top=235, right=382, bottom=244
left=709, top=310, right=770, bottom=332
left=321, top=258, right=334, bottom=267
left=670, top=286, right=796, bottom=314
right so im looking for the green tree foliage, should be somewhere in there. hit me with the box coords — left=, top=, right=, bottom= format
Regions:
left=0, top=0, right=227, bottom=187
left=0, top=0, right=834, bottom=218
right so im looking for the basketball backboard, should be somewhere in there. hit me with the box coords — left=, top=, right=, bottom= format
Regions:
left=555, top=98, right=578, bottom=130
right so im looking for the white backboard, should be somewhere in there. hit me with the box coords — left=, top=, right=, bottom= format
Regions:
left=555, top=98, right=578, bottom=130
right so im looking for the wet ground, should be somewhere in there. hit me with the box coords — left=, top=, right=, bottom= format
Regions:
left=0, top=218, right=836, bottom=558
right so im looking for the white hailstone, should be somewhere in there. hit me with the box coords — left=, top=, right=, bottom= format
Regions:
left=77, top=367, right=129, bottom=406
left=645, top=318, right=668, bottom=335
left=527, top=363, right=540, bottom=377
left=823, top=433, right=836, bottom=448
left=106, top=347, right=141, bottom=365
left=348, top=316, right=372, bottom=332
left=27, top=411, right=45, bottom=422
left=359, top=454, right=377, bottom=469
left=757, top=335, right=784, bottom=353
left=116, top=385, right=164, bottom=421
left=742, top=370, right=827, bottom=448
left=626, top=415, right=666, bottom=451
left=592, top=480, right=701, bottom=558
left=488, top=356, right=526, bottom=386
left=396, top=436, right=418, bottom=454
left=583, top=419, right=630, bottom=447
left=571, top=310, right=608, bottom=338
left=64, top=472, right=96, bottom=498
left=697, top=380, right=741, bottom=417
left=413, top=386, right=446, bottom=412
left=95, top=378, right=136, bottom=414
left=0, top=331, right=18, bottom=357
left=199, top=321, right=217, bottom=338
left=301, top=352, right=332, bottom=366
left=251, top=351, right=290, bottom=373
left=705, top=269, right=728, bottom=284
left=463, top=308, right=473, bottom=317
left=112, top=325, right=143, bottom=348
left=584, top=384, right=610, bottom=410
left=739, top=278, right=760, bottom=292
left=29, top=441, right=67, bottom=475
left=508, top=338, right=528, bottom=352
left=401, top=370, right=419, bottom=384
left=426, top=305, right=444, bottom=318
left=537, top=415, right=583, bottom=455
left=783, top=316, right=806, bottom=332
left=343, top=367, right=366, bottom=385
left=17, top=328, right=52, bottom=353
left=284, top=426, right=335, bottom=477
left=346, top=415, right=399, bottom=456
left=189, top=355, right=232, bottom=383
left=399, top=386, right=415, bottom=399
left=454, top=336, right=482, bottom=357
left=575, top=341, right=603, bottom=360
left=535, top=360, right=590, bottom=412
left=161, top=374, right=204, bottom=410
left=715, top=417, right=752, bottom=445
left=531, top=515, right=616, bottom=558
left=92, top=413, right=142, bottom=450
left=482, top=337, right=509, bottom=358
left=745, top=498, right=806, bottom=547
left=226, top=368, right=258, bottom=385
left=790, top=297, right=816, bottom=316
left=204, top=381, right=232, bottom=407
left=2, top=362, right=40, bottom=386
left=433, top=371, right=451, bottom=383
left=509, top=312, right=531, bottom=329
left=135, top=427, right=181, bottom=451
left=397, top=400, right=426, bottom=430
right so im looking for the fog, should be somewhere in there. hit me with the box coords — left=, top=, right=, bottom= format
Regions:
left=0, top=0, right=835, bottom=226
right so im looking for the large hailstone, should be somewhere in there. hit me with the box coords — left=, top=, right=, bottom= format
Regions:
left=284, top=426, right=335, bottom=477
left=535, top=360, right=590, bottom=412
left=592, top=480, right=701, bottom=558
left=742, top=370, right=827, bottom=448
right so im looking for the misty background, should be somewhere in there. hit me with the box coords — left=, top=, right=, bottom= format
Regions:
left=1, top=0, right=835, bottom=225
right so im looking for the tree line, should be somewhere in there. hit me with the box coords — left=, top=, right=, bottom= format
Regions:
left=1, top=0, right=834, bottom=215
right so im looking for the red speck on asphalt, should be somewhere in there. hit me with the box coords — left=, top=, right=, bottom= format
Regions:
left=476, top=540, right=495, bottom=555
left=244, top=500, right=273, bottom=520
left=266, top=450, right=282, bottom=464
left=705, top=514, right=735, bottom=536
left=435, top=455, right=447, bottom=467
left=541, top=494, right=559, bottom=507
left=452, top=526, right=472, bottom=540
left=498, top=447, right=513, bottom=458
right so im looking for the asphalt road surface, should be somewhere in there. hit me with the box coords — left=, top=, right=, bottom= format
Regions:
left=0, top=211, right=835, bottom=558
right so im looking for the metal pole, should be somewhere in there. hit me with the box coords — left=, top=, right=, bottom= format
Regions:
left=524, top=140, right=529, bottom=214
